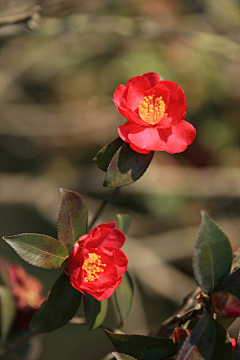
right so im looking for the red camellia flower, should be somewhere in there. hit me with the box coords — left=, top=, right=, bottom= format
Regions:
left=67, top=223, right=128, bottom=301
left=231, top=338, right=237, bottom=355
left=113, top=72, right=196, bottom=154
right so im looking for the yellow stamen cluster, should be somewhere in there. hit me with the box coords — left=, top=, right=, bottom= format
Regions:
left=139, top=95, right=167, bottom=125
left=82, top=253, right=106, bottom=282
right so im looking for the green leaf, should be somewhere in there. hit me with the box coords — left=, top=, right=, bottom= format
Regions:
left=3, top=234, right=68, bottom=269
left=211, top=321, right=233, bottom=360
left=193, top=211, right=233, bottom=294
left=113, top=352, right=137, bottom=360
left=93, top=137, right=124, bottom=172
left=57, top=188, right=88, bottom=253
left=0, top=286, right=15, bottom=348
left=115, top=271, right=133, bottom=327
left=84, top=293, right=108, bottom=330
left=221, top=268, right=240, bottom=300
left=117, top=214, right=131, bottom=234
left=176, top=310, right=216, bottom=360
left=30, top=274, right=82, bottom=333
left=104, top=143, right=154, bottom=188
left=105, top=331, right=177, bottom=360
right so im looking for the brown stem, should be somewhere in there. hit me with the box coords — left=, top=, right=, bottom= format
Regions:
left=88, top=187, right=120, bottom=231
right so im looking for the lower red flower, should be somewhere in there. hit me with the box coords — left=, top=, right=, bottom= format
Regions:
left=67, top=223, right=128, bottom=301
left=114, top=72, right=196, bottom=154
left=231, top=338, right=237, bottom=355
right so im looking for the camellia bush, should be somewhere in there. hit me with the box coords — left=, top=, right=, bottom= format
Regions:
left=1, top=73, right=240, bottom=360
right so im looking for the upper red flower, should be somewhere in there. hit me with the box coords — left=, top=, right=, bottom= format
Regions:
left=67, top=223, right=128, bottom=301
left=113, top=72, right=196, bottom=154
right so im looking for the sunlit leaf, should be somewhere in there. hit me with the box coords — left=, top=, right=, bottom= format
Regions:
left=3, top=234, right=67, bottom=269
left=30, top=274, right=82, bottom=333
left=117, top=214, right=131, bottom=235
left=104, top=143, right=154, bottom=188
left=193, top=211, right=232, bottom=294
left=106, top=331, right=177, bottom=360
left=113, top=352, right=137, bottom=360
left=0, top=286, right=15, bottom=348
left=84, top=293, right=108, bottom=330
left=93, top=137, right=124, bottom=172
left=57, top=188, right=88, bottom=252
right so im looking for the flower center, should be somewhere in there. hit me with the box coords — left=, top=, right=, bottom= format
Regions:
left=138, top=95, right=167, bottom=125
left=82, top=253, right=106, bottom=282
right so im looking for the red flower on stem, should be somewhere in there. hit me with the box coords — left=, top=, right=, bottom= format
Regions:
left=231, top=338, right=237, bottom=355
left=67, top=223, right=128, bottom=301
left=113, top=72, right=196, bottom=154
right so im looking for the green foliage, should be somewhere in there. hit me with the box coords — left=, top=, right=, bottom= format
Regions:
left=115, top=271, right=133, bottom=327
left=83, top=293, right=108, bottom=330
left=93, top=137, right=124, bottom=172
left=193, top=211, right=232, bottom=294
left=30, top=274, right=82, bottom=333
left=221, top=268, right=240, bottom=300
left=2, top=234, right=68, bottom=269
left=57, top=188, right=88, bottom=253
left=176, top=310, right=216, bottom=360
left=117, top=214, right=131, bottom=234
left=105, top=331, right=177, bottom=360
left=104, top=143, right=154, bottom=187
left=0, top=286, right=15, bottom=349
left=211, top=321, right=233, bottom=360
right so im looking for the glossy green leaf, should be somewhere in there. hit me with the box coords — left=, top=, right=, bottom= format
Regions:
left=113, top=352, right=137, bottom=360
left=117, top=214, right=131, bottom=235
left=30, top=273, right=82, bottom=333
left=176, top=310, right=216, bottom=360
left=0, top=286, right=15, bottom=348
left=234, top=331, right=240, bottom=360
left=104, top=143, right=154, bottom=188
left=3, top=234, right=67, bottom=269
left=211, top=321, right=233, bottom=360
left=84, top=293, right=108, bottom=330
left=105, top=331, right=177, bottom=360
left=193, top=211, right=232, bottom=294
left=115, top=271, right=133, bottom=327
left=57, top=188, right=88, bottom=252
left=221, top=268, right=240, bottom=300
left=93, top=137, right=124, bottom=172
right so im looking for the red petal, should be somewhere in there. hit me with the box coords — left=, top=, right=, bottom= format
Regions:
left=144, top=83, right=170, bottom=106
left=161, top=81, right=187, bottom=124
left=94, top=228, right=126, bottom=249
left=143, top=72, right=161, bottom=87
left=128, top=126, right=165, bottom=151
left=113, top=84, right=128, bottom=102
left=163, top=121, right=196, bottom=154
left=118, top=121, right=135, bottom=142
left=129, top=142, right=150, bottom=154
left=113, top=98, right=148, bottom=126
left=126, top=76, right=151, bottom=111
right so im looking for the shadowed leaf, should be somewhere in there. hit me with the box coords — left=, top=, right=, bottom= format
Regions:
left=176, top=310, right=216, bottom=360
left=193, top=211, right=232, bottom=294
left=57, top=189, right=88, bottom=252
left=30, top=274, right=82, bottom=333
left=93, top=137, right=124, bottom=172
left=84, top=293, right=108, bottom=330
left=106, top=331, right=177, bottom=360
left=3, top=234, right=67, bottom=269
left=117, top=214, right=131, bottom=235
left=211, top=321, right=233, bottom=360
left=115, top=271, right=133, bottom=327
left=104, top=143, right=154, bottom=187
left=0, top=286, right=15, bottom=348
left=221, top=269, right=240, bottom=300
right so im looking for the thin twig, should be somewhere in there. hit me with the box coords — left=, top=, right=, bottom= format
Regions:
left=88, top=188, right=120, bottom=231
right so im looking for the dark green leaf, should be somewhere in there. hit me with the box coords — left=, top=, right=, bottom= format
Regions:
left=115, top=271, right=133, bottom=327
left=211, top=321, right=233, bottom=360
left=0, top=287, right=15, bottom=348
left=234, top=331, right=240, bottom=360
left=176, top=310, right=216, bottom=360
left=57, top=189, right=88, bottom=253
left=3, top=234, right=67, bottom=269
left=30, top=274, right=82, bottom=333
left=193, top=211, right=232, bottom=294
left=117, top=214, right=131, bottom=235
left=105, top=331, right=177, bottom=360
left=93, top=137, right=124, bottom=172
left=113, top=352, right=137, bottom=360
left=104, top=143, right=154, bottom=188
left=221, top=268, right=240, bottom=300
left=84, top=293, right=108, bottom=330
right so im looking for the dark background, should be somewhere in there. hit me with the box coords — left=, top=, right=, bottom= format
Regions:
left=0, top=0, right=240, bottom=359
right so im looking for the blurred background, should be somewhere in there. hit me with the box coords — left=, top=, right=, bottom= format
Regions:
left=0, top=0, right=240, bottom=359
